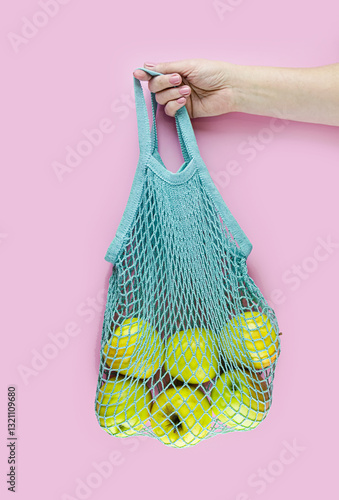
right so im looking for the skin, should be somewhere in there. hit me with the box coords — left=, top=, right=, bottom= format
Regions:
left=133, top=58, right=339, bottom=126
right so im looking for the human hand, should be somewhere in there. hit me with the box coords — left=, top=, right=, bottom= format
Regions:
left=133, top=58, right=237, bottom=118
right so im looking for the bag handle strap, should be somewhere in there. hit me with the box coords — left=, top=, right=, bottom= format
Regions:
left=132, top=68, right=253, bottom=260
left=133, top=67, right=200, bottom=162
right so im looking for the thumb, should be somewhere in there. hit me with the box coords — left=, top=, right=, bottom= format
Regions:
left=144, top=60, right=192, bottom=76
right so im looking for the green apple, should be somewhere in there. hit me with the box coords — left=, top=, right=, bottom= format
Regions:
left=210, top=368, right=271, bottom=430
left=96, top=374, right=152, bottom=437
left=164, top=328, right=219, bottom=384
left=224, top=312, right=280, bottom=370
left=150, top=384, right=212, bottom=448
left=103, top=317, right=164, bottom=379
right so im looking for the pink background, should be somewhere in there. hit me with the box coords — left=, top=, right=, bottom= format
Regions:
left=1, top=1, right=339, bottom=499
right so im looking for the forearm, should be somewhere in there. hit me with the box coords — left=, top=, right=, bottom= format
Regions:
left=230, top=63, right=339, bottom=126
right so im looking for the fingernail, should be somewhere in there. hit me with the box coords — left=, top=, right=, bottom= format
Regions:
left=169, top=74, right=181, bottom=85
left=177, top=97, right=186, bottom=104
left=179, top=86, right=191, bottom=95
left=144, top=62, right=156, bottom=67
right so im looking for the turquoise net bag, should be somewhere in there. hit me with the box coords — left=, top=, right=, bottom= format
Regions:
left=95, top=67, right=281, bottom=448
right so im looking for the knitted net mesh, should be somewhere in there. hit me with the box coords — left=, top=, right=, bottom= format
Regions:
left=95, top=165, right=281, bottom=448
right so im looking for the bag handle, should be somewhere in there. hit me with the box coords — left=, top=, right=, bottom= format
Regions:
left=133, top=67, right=201, bottom=162
left=149, top=85, right=190, bottom=164
left=132, top=67, right=253, bottom=260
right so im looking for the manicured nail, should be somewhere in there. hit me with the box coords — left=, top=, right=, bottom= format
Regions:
left=177, top=97, right=186, bottom=104
left=169, top=74, right=181, bottom=84
left=144, top=62, right=156, bottom=67
left=179, top=86, right=191, bottom=95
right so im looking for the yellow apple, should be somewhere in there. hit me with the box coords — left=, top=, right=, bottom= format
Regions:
left=164, top=328, right=219, bottom=384
left=225, top=312, right=280, bottom=370
left=95, top=374, right=152, bottom=437
left=103, top=317, right=164, bottom=379
left=210, top=368, right=271, bottom=430
left=150, top=384, right=212, bottom=448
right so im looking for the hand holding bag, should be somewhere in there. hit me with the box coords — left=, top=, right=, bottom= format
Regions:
left=94, top=67, right=281, bottom=448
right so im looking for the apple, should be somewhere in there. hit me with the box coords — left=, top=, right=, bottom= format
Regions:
left=164, top=328, right=219, bottom=384
left=96, top=374, right=152, bottom=437
left=150, top=384, right=212, bottom=448
left=224, top=312, right=280, bottom=370
left=210, top=368, right=271, bottom=430
left=103, top=317, right=164, bottom=379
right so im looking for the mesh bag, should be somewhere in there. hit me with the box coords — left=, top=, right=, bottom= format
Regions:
left=95, top=68, right=281, bottom=448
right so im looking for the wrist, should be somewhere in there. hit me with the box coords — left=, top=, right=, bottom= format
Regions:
left=226, top=63, right=289, bottom=117
left=214, top=60, right=244, bottom=114
left=216, top=61, right=257, bottom=115
left=227, top=63, right=264, bottom=114
left=227, top=64, right=302, bottom=119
